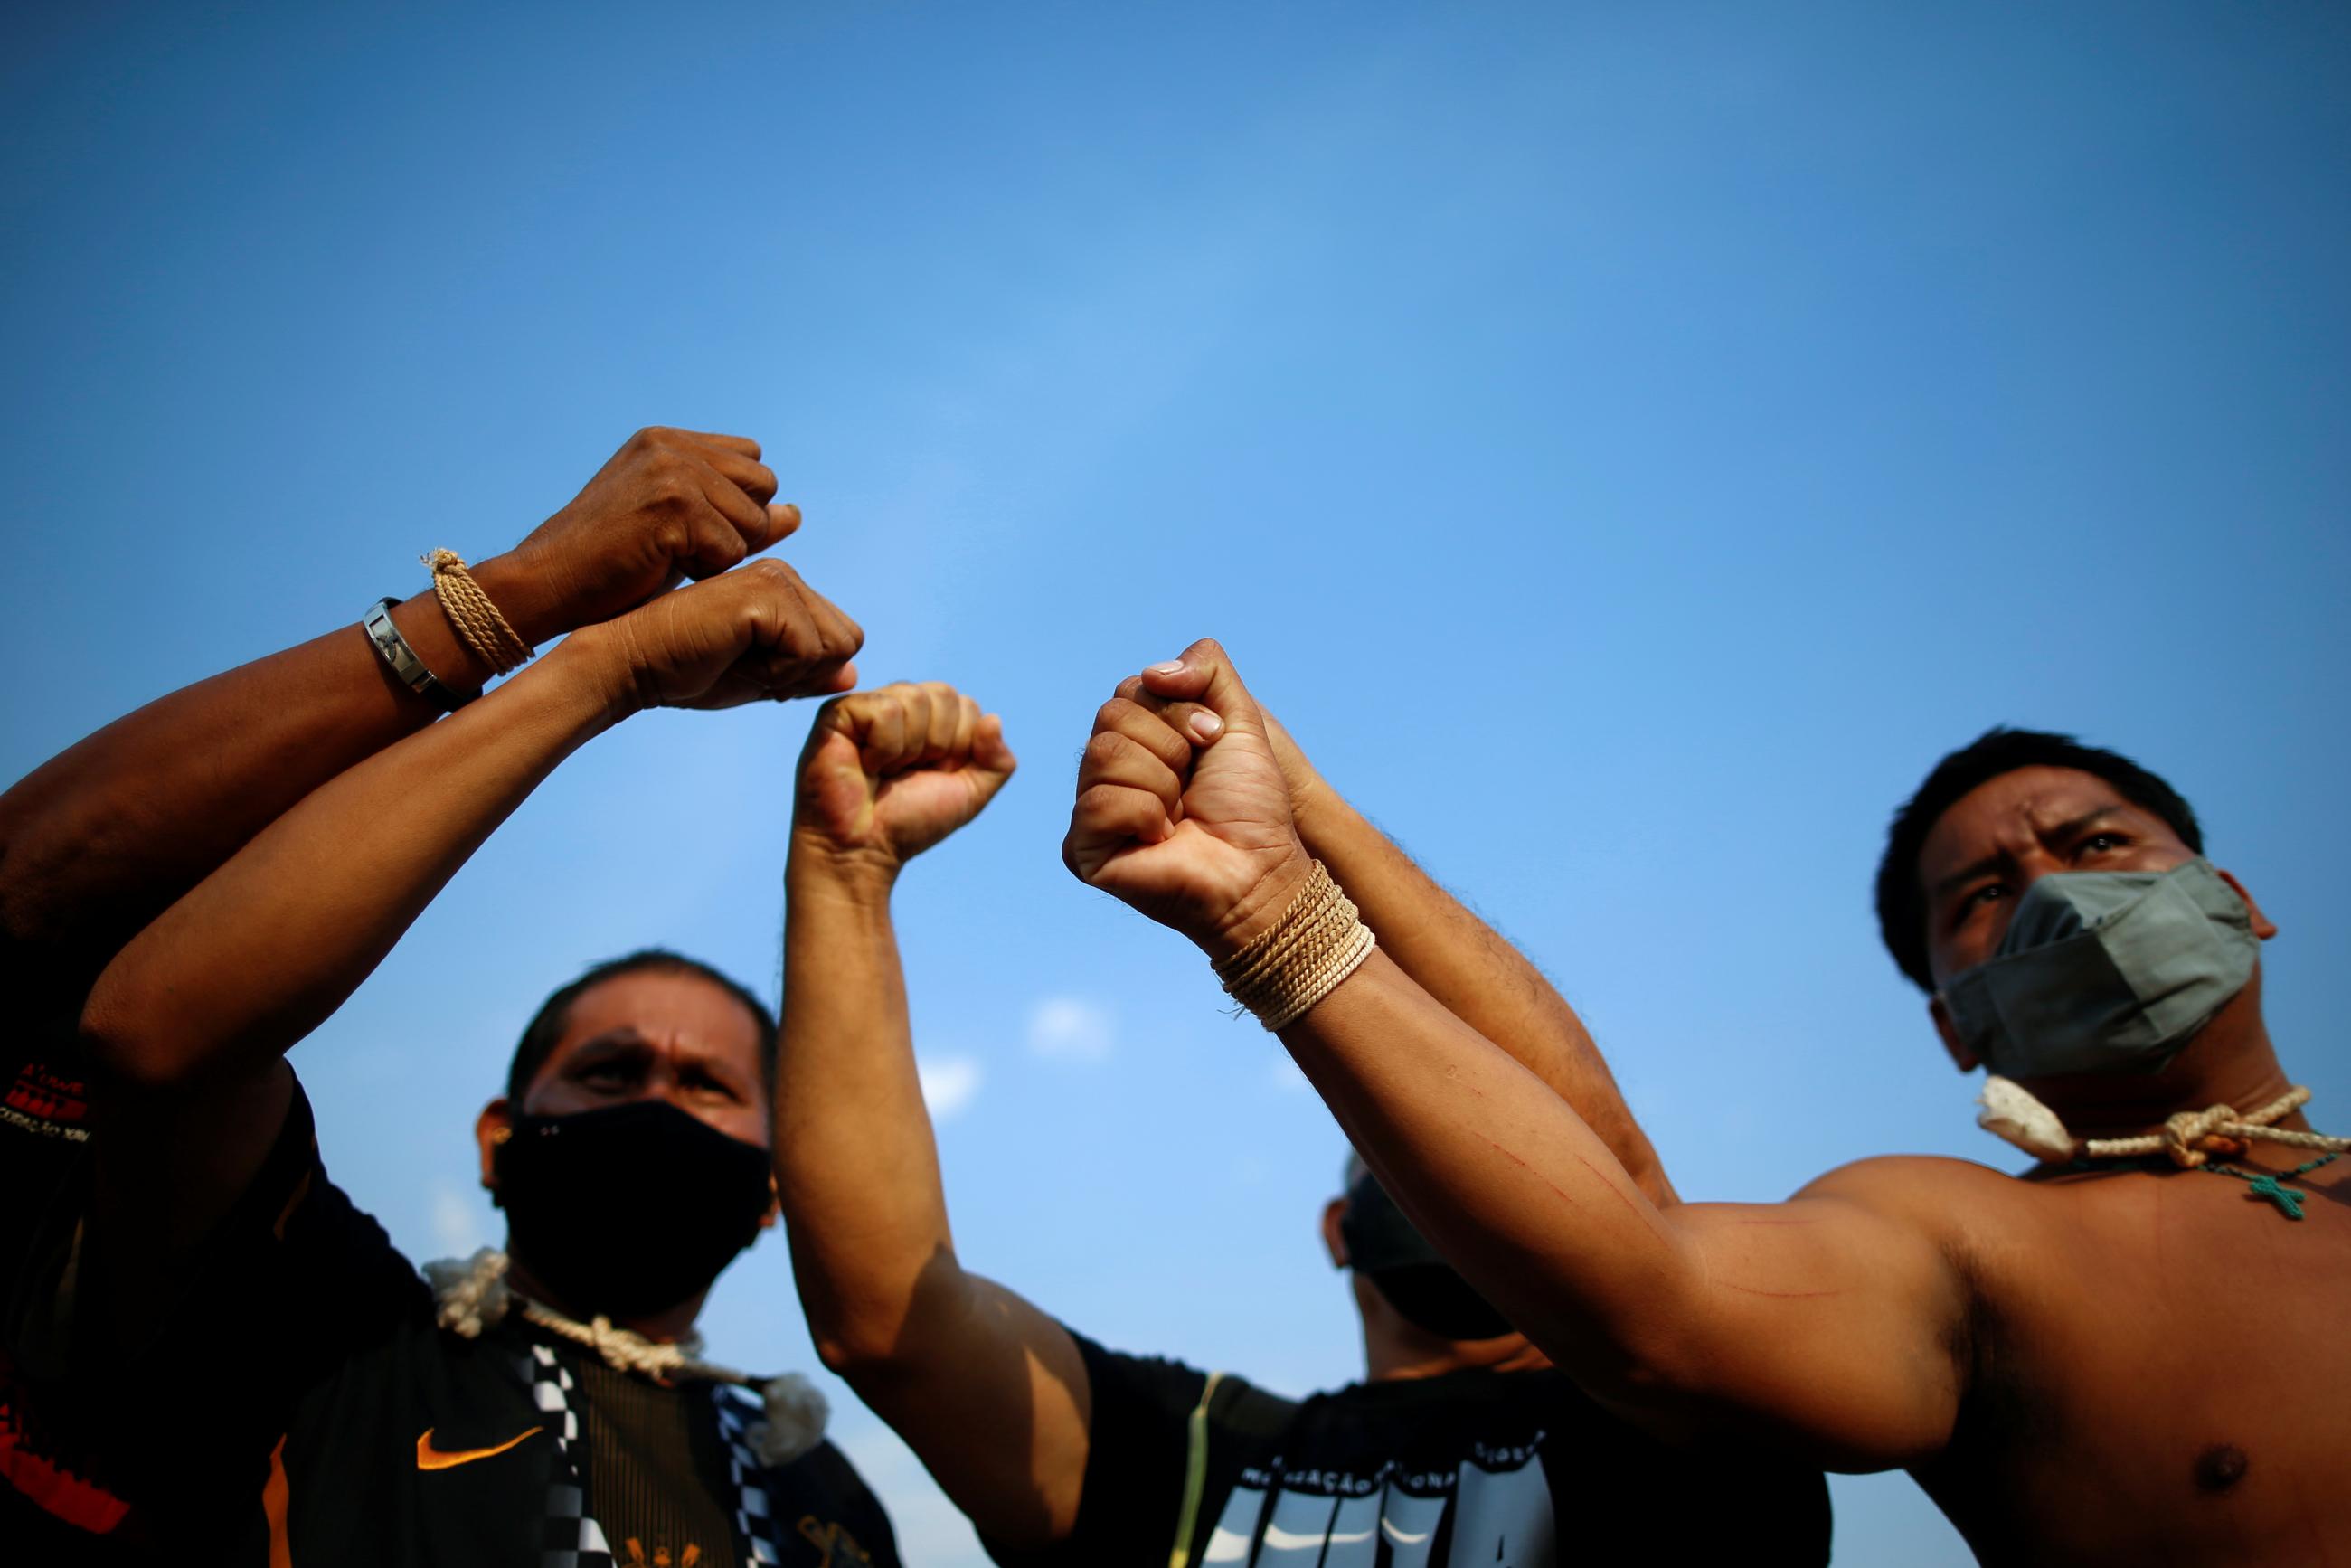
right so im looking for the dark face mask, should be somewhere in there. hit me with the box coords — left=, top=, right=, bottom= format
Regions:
left=493, top=1099, right=774, bottom=1320
left=1339, top=1170, right=1514, bottom=1342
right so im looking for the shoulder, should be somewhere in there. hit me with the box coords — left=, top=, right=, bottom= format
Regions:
left=1791, top=1152, right=2025, bottom=1223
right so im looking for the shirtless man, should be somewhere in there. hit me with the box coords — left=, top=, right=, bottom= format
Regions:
left=1062, top=639, right=2349, bottom=1565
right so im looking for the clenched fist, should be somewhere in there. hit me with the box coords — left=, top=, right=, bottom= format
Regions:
left=572, top=557, right=864, bottom=712
left=1062, top=638, right=1308, bottom=958
left=792, top=682, right=1016, bottom=882
left=472, top=428, right=808, bottom=647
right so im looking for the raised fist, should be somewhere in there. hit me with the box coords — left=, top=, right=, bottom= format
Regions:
left=792, top=682, right=1016, bottom=878
left=478, top=428, right=807, bottom=647
left=1110, top=673, right=1331, bottom=828
left=582, top=557, right=863, bottom=711
left=1062, top=638, right=1308, bottom=957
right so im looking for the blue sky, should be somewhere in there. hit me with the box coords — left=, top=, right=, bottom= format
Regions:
left=5, top=3, right=2348, bottom=1560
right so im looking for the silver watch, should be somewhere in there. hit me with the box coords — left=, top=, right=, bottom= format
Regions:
left=363, top=597, right=472, bottom=712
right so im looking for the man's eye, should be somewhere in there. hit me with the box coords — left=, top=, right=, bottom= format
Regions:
left=2080, top=832, right=2127, bottom=855
left=1958, top=883, right=2006, bottom=921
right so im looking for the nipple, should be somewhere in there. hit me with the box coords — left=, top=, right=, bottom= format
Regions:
left=2193, top=1442, right=2248, bottom=1494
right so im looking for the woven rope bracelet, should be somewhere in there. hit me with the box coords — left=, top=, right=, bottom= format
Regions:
left=425, top=549, right=533, bottom=675
left=1212, top=861, right=1378, bottom=1031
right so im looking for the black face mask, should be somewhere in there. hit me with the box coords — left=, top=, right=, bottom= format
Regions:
left=493, top=1100, right=773, bottom=1320
left=1365, top=1264, right=1515, bottom=1342
left=1338, top=1169, right=1515, bottom=1342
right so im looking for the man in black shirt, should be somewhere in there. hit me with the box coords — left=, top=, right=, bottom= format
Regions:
left=0, top=430, right=893, bottom=1563
left=775, top=680, right=1832, bottom=1565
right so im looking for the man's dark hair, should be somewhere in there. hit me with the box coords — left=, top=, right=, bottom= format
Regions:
left=505, top=949, right=779, bottom=1104
left=1874, top=728, right=2204, bottom=993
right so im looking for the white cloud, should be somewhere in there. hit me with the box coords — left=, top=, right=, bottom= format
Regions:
left=429, top=1178, right=486, bottom=1259
left=1025, top=997, right=1114, bottom=1063
left=918, top=1055, right=984, bottom=1121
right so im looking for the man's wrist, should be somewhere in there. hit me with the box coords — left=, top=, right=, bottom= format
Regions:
left=1288, top=774, right=1348, bottom=849
left=1195, top=847, right=1315, bottom=964
left=538, top=625, right=649, bottom=726
left=786, top=836, right=902, bottom=910
left=466, top=552, right=557, bottom=648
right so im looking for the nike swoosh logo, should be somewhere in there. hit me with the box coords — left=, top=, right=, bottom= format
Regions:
left=416, top=1425, right=542, bottom=1471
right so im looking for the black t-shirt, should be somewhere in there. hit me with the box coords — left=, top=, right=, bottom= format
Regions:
left=0, top=1050, right=896, bottom=1566
left=990, top=1333, right=1832, bottom=1568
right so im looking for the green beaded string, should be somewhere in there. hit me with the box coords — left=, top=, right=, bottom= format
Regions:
left=2200, top=1151, right=2341, bottom=1221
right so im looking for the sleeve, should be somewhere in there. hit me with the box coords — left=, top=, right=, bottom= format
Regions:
left=5, top=1062, right=334, bottom=1368
left=979, top=1332, right=1211, bottom=1568
left=0, top=1066, right=421, bottom=1548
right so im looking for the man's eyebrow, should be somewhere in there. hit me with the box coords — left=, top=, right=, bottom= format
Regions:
left=2049, top=805, right=2131, bottom=842
left=674, top=1043, right=755, bottom=1087
left=559, top=1029, right=651, bottom=1064
left=1930, top=852, right=2005, bottom=903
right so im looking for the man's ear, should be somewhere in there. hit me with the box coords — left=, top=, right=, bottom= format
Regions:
left=1928, top=995, right=1980, bottom=1073
left=757, top=1174, right=780, bottom=1232
left=2214, top=867, right=2278, bottom=940
left=477, top=1099, right=513, bottom=1201
left=1320, top=1197, right=1349, bottom=1270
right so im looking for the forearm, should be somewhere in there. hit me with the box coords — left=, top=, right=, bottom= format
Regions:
left=1294, top=789, right=1675, bottom=1202
left=777, top=847, right=1092, bottom=1545
left=0, top=571, right=537, bottom=1003
left=78, top=634, right=627, bottom=1091
left=775, top=853, right=962, bottom=1373
left=1277, top=949, right=1702, bottom=1401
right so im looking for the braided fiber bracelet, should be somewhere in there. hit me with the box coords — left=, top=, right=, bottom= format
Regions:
left=425, top=549, right=533, bottom=675
left=1213, top=861, right=1378, bottom=1030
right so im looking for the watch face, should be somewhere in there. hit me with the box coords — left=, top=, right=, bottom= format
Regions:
left=364, top=600, right=460, bottom=705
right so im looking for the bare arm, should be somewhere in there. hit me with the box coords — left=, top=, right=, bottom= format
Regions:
left=773, top=685, right=1091, bottom=1547
left=1289, top=790, right=1672, bottom=1199
left=1101, top=679, right=1669, bottom=1200
left=0, top=428, right=800, bottom=1026
left=77, top=561, right=862, bottom=1352
left=1064, top=641, right=1972, bottom=1470
left=1274, top=951, right=1968, bottom=1465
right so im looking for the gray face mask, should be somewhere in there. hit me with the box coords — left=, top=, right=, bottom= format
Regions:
left=1938, top=857, right=2259, bottom=1079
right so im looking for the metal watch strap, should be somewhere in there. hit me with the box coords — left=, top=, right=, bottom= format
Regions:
left=363, top=596, right=473, bottom=712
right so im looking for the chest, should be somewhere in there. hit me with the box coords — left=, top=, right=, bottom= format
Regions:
left=281, top=1332, right=885, bottom=1568
left=1943, top=1170, right=2351, bottom=1563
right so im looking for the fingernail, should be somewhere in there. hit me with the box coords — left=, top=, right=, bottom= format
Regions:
left=1147, top=660, right=1185, bottom=676
left=1188, top=710, right=1223, bottom=741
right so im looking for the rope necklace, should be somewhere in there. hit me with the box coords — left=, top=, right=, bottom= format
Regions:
left=1976, top=1075, right=2348, bottom=1222
left=421, top=1247, right=827, bottom=1462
